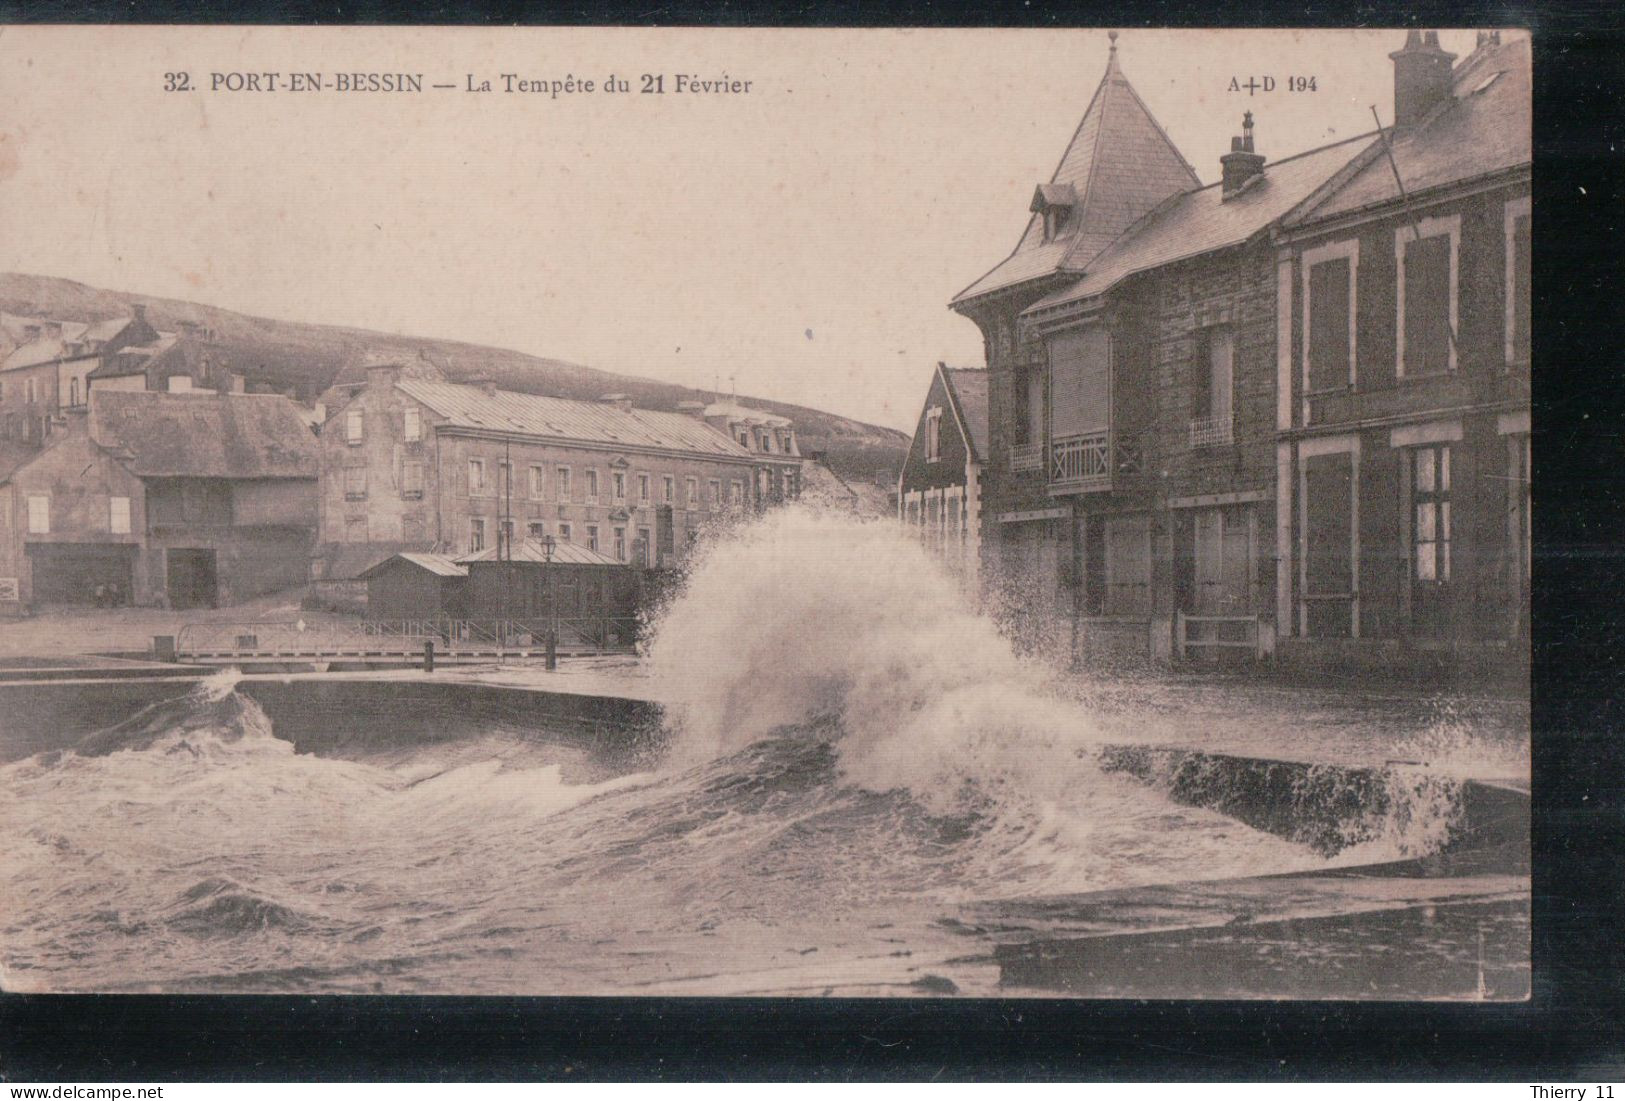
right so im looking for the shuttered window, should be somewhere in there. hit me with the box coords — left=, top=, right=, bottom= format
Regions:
left=1049, top=327, right=1110, bottom=440
left=1308, top=257, right=1352, bottom=391
left=109, top=497, right=131, bottom=535
left=1402, top=234, right=1453, bottom=376
left=26, top=495, right=48, bottom=534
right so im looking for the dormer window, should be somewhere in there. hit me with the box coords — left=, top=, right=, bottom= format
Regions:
left=1031, top=183, right=1078, bottom=243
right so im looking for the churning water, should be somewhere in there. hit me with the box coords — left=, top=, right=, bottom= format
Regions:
left=0, top=510, right=1526, bottom=995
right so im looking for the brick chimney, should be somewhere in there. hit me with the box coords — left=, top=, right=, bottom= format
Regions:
left=1390, top=30, right=1457, bottom=129
left=131, top=303, right=147, bottom=325
left=600, top=392, right=634, bottom=413
left=464, top=376, right=497, bottom=397
left=367, top=362, right=403, bottom=390
left=1220, top=111, right=1266, bottom=199
left=676, top=400, right=706, bottom=418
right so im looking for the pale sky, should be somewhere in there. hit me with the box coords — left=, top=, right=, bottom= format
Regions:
left=0, top=27, right=1492, bottom=431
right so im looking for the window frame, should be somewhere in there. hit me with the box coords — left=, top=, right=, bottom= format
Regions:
left=109, top=495, right=131, bottom=535
left=1394, top=213, right=1461, bottom=379
left=345, top=408, right=364, bottom=445
left=925, top=406, right=942, bottom=463
left=1300, top=237, right=1359, bottom=394
left=557, top=465, right=572, bottom=501
left=1504, top=196, right=1532, bottom=367
left=403, top=405, right=421, bottom=442
left=467, top=457, right=486, bottom=495
left=25, top=494, right=48, bottom=535
left=468, top=516, right=486, bottom=553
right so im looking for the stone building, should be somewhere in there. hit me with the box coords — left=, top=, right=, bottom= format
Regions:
left=1272, top=32, right=1530, bottom=671
left=0, top=389, right=319, bottom=613
left=949, top=30, right=1527, bottom=668
left=898, top=363, right=987, bottom=588
left=0, top=306, right=163, bottom=446
left=316, top=367, right=800, bottom=578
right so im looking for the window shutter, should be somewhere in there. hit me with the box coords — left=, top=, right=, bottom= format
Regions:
left=1404, top=235, right=1452, bottom=375
left=1308, top=257, right=1351, bottom=390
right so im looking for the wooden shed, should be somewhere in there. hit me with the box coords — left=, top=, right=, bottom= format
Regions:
left=358, top=552, right=469, bottom=620
left=456, top=539, right=640, bottom=647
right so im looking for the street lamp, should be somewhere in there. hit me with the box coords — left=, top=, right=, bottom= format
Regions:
left=542, top=533, right=558, bottom=671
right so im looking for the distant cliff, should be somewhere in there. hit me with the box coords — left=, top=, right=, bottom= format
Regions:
left=0, top=272, right=908, bottom=484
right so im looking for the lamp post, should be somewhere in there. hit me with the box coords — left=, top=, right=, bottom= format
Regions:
left=542, top=533, right=558, bottom=671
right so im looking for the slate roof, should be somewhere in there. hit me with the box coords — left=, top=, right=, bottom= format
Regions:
left=953, top=44, right=1201, bottom=306
left=397, top=379, right=756, bottom=461
left=941, top=366, right=989, bottom=463
left=456, top=539, right=626, bottom=567
left=86, top=334, right=181, bottom=379
left=90, top=391, right=320, bottom=479
left=1027, top=132, right=1376, bottom=315
left=1291, top=34, right=1530, bottom=224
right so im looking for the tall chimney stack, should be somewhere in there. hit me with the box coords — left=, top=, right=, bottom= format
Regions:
left=1220, top=111, right=1266, bottom=200
left=1389, top=30, right=1457, bottom=129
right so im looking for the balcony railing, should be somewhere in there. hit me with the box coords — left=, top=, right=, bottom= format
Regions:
left=1008, top=443, right=1045, bottom=473
left=1189, top=415, right=1234, bottom=448
left=1052, top=431, right=1111, bottom=491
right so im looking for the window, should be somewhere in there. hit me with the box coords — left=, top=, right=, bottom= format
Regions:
left=557, top=466, right=572, bottom=500
left=614, top=526, right=627, bottom=562
left=638, top=473, right=650, bottom=503
left=109, top=496, right=131, bottom=535
left=344, top=466, right=368, bottom=500
left=1505, top=197, right=1531, bottom=365
left=762, top=432, right=774, bottom=454
left=402, top=460, right=424, bottom=499
left=69, top=377, right=81, bottom=408
left=686, top=476, right=699, bottom=507
left=738, top=431, right=750, bottom=448
left=636, top=527, right=651, bottom=566
left=345, top=409, right=364, bottom=444
left=468, top=458, right=485, bottom=494
left=925, top=407, right=942, bottom=462
left=497, top=461, right=511, bottom=496
left=1396, top=215, right=1460, bottom=377
left=1303, top=239, right=1357, bottom=392
left=25, top=495, right=48, bottom=534
left=1042, top=205, right=1070, bottom=242
left=709, top=479, right=722, bottom=507
left=905, top=499, right=919, bottom=526
left=468, top=517, right=486, bottom=552
left=499, top=518, right=515, bottom=554
left=1412, top=444, right=1452, bottom=583
left=1516, top=434, right=1531, bottom=582
left=587, top=524, right=600, bottom=552
left=345, top=516, right=368, bottom=543
left=403, top=406, right=421, bottom=441
left=1191, top=327, right=1234, bottom=446
left=586, top=469, right=600, bottom=502
left=528, top=520, right=547, bottom=540
left=26, top=378, right=36, bottom=404
left=558, top=522, right=573, bottom=543
left=530, top=465, right=546, bottom=498
left=663, top=475, right=675, bottom=503
left=729, top=480, right=744, bottom=505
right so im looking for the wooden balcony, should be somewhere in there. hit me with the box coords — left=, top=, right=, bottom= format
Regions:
left=1051, top=431, right=1112, bottom=492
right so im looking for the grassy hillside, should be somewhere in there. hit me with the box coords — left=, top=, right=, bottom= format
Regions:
left=0, top=273, right=908, bottom=483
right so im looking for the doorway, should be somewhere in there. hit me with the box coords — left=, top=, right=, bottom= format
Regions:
left=166, top=548, right=218, bottom=609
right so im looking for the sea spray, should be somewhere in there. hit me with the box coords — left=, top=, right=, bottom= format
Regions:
left=647, top=507, right=1101, bottom=807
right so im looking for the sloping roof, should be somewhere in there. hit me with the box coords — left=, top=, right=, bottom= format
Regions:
left=358, top=552, right=468, bottom=579
left=82, top=316, right=134, bottom=344
left=953, top=43, right=1201, bottom=307
left=316, top=540, right=438, bottom=581
left=398, top=379, right=755, bottom=461
left=455, top=538, right=626, bottom=567
left=86, top=334, right=181, bottom=379
left=941, top=367, right=989, bottom=463
left=702, top=400, right=793, bottom=428
left=90, top=391, right=320, bottom=479
left=1027, top=132, right=1375, bottom=315
left=1293, top=34, right=1530, bottom=223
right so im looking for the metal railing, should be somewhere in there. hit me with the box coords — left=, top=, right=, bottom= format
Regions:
left=1008, top=443, right=1045, bottom=472
left=175, top=617, right=641, bottom=660
left=1051, top=431, right=1112, bottom=490
left=1188, top=415, right=1235, bottom=448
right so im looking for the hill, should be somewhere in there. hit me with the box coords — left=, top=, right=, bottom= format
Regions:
left=0, top=272, right=908, bottom=484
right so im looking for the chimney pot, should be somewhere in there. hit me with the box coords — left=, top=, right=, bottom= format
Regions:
left=1220, top=113, right=1266, bottom=199
left=131, top=303, right=147, bottom=323
left=599, top=392, right=634, bottom=413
